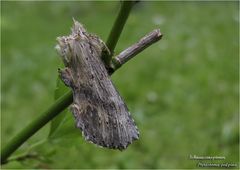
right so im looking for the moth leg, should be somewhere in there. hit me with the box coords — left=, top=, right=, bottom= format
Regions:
left=100, top=39, right=111, bottom=57
left=88, top=33, right=110, bottom=57
left=70, top=104, right=79, bottom=120
left=70, top=104, right=83, bottom=129
left=58, top=67, right=74, bottom=88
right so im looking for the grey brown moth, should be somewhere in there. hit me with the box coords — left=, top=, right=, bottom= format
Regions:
left=56, top=20, right=139, bottom=150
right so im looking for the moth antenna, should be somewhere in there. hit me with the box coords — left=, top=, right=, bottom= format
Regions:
left=72, top=17, right=76, bottom=23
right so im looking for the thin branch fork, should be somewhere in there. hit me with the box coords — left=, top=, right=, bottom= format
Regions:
left=1, top=1, right=163, bottom=164
left=105, top=1, right=136, bottom=64
left=0, top=29, right=162, bottom=164
left=112, top=29, right=162, bottom=70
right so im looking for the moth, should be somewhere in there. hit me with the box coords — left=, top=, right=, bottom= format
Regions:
left=56, top=20, right=139, bottom=150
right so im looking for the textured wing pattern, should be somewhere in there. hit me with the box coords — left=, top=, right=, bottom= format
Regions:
left=56, top=20, right=139, bottom=150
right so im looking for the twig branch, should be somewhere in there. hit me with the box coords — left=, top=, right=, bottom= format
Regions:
left=1, top=91, right=73, bottom=164
left=0, top=29, right=163, bottom=165
left=103, top=1, right=136, bottom=65
left=0, top=3, right=163, bottom=165
left=112, top=29, right=162, bottom=71
left=0, top=29, right=163, bottom=164
left=1, top=2, right=136, bottom=164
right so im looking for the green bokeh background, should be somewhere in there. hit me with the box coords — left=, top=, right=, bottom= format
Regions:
left=1, top=1, right=239, bottom=169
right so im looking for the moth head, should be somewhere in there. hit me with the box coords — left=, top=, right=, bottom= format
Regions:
left=55, top=36, right=73, bottom=66
left=72, top=18, right=88, bottom=41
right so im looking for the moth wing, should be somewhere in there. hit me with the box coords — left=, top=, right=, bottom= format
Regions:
left=71, top=84, right=139, bottom=150
left=73, top=45, right=138, bottom=150
left=58, top=21, right=139, bottom=150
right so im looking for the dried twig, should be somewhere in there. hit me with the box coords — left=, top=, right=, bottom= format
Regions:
left=112, top=29, right=162, bottom=70
left=1, top=5, right=163, bottom=164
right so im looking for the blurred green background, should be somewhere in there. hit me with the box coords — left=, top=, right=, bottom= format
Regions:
left=1, top=1, right=239, bottom=169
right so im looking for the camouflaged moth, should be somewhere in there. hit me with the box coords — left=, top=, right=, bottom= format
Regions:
left=56, top=20, right=139, bottom=150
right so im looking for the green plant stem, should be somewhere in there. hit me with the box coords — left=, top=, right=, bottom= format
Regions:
left=104, top=1, right=135, bottom=65
left=1, top=2, right=136, bottom=165
left=1, top=91, right=73, bottom=164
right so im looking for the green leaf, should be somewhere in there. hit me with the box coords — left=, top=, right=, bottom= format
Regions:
left=48, top=67, right=79, bottom=139
left=49, top=112, right=80, bottom=140
left=48, top=74, right=71, bottom=138
left=2, top=160, right=25, bottom=169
